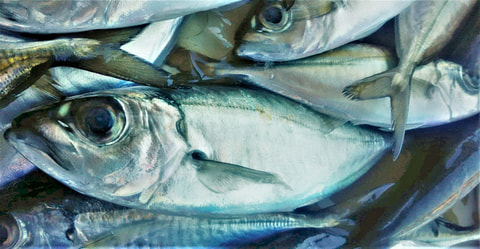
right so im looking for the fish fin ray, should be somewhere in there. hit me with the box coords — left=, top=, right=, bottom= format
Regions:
left=342, top=70, right=396, bottom=100
left=31, top=72, right=65, bottom=101
left=391, top=82, right=410, bottom=160
left=76, top=47, right=169, bottom=87
left=191, top=153, right=290, bottom=193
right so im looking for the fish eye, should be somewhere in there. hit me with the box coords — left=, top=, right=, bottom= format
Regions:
left=65, top=228, right=75, bottom=241
left=73, top=97, right=126, bottom=146
left=0, top=214, right=20, bottom=249
left=87, top=107, right=114, bottom=135
left=256, top=2, right=291, bottom=32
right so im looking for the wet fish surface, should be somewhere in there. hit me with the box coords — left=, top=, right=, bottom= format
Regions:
left=212, top=44, right=480, bottom=130
left=236, top=0, right=414, bottom=61
left=0, top=0, right=245, bottom=34
left=343, top=0, right=477, bottom=159
left=5, top=85, right=391, bottom=215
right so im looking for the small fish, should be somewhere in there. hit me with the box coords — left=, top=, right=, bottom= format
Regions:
left=0, top=0, right=245, bottom=34
left=0, top=181, right=340, bottom=249
left=394, top=218, right=480, bottom=248
left=236, top=0, right=414, bottom=61
left=0, top=179, right=126, bottom=249
left=5, top=85, right=391, bottom=215
left=342, top=0, right=477, bottom=159
left=0, top=27, right=169, bottom=109
left=80, top=209, right=341, bottom=248
left=212, top=44, right=480, bottom=130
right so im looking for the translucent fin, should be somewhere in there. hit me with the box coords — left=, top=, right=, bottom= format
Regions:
left=391, top=83, right=410, bottom=160
left=342, top=70, right=396, bottom=100
left=342, top=68, right=412, bottom=160
left=31, top=72, right=65, bottom=101
left=190, top=151, right=290, bottom=193
left=76, top=46, right=170, bottom=87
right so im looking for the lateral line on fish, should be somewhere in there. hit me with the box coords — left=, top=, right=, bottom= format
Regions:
left=178, top=101, right=385, bottom=144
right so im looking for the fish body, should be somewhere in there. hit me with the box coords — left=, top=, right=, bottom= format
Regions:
left=215, top=44, right=480, bottom=130
left=395, top=218, right=480, bottom=248
left=79, top=209, right=339, bottom=248
left=236, top=0, right=414, bottom=62
left=343, top=0, right=477, bottom=159
left=5, top=85, right=391, bottom=215
left=0, top=0, right=244, bottom=34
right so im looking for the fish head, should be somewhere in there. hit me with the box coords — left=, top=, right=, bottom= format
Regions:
left=4, top=87, right=189, bottom=199
left=236, top=0, right=336, bottom=61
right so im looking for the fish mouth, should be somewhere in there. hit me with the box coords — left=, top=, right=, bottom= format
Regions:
left=4, top=128, right=73, bottom=175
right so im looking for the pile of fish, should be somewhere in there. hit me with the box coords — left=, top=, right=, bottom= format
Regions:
left=0, top=0, right=478, bottom=248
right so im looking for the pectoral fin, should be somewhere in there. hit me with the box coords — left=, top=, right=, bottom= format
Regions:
left=190, top=151, right=290, bottom=193
left=31, top=72, right=65, bottom=101
left=342, top=69, right=411, bottom=160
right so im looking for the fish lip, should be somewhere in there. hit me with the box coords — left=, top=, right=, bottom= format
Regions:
left=4, top=128, right=72, bottom=173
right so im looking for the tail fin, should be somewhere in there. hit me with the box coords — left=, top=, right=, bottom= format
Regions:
left=342, top=68, right=413, bottom=160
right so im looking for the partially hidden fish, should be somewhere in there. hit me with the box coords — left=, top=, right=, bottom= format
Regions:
left=343, top=115, right=480, bottom=248
left=79, top=209, right=340, bottom=248
left=0, top=0, right=245, bottom=34
left=0, top=27, right=169, bottom=109
left=236, top=0, right=414, bottom=61
left=5, top=85, right=391, bottom=215
left=211, top=44, right=479, bottom=130
left=342, top=0, right=477, bottom=159
left=0, top=179, right=340, bottom=249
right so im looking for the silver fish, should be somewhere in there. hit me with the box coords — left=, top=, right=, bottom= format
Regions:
left=0, top=18, right=180, bottom=187
left=343, top=0, right=477, bottom=159
left=0, top=182, right=340, bottom=249
left=236, top=0, right=414, bottom=62
left=394, top=218, right=480, bottom=248
left=5, top=85, right=391, bottom=215
left=213, top=44, right=480, bottom=130
left=79, top=209, right=340, bottom=248
left=0, top=0, right=245, bottom=34
left=0, top=181, right=126, bottom=249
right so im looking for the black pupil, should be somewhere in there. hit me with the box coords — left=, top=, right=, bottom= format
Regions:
left=262, top=6, right=283, bottom=24
left=0, top=224, right=8, bottom=245
left=87, top=107, right=114, bottom=134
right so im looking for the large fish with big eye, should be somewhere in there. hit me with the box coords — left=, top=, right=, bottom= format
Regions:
left=236, top=0, right=414, bottom=62
left=4, top=85, right=391, bottom=215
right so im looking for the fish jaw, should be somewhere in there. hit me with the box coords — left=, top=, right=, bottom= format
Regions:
left=4, top=113, right=87, bottom=192
left=4, top=88, right=189, bottom=209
